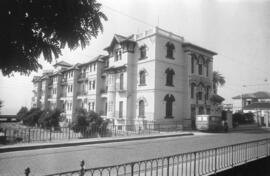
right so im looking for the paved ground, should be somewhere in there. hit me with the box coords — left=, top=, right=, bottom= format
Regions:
left=0, top=129, right=269, bottom=176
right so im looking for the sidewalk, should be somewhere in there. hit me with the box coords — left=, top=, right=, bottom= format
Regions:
left=231, top=124, right=268, bottom=132
left=0, top=131, right=193, bottom=153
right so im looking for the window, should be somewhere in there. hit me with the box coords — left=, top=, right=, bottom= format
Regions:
left=92, top=80, right=95, bottom=90
left=139, top=70, right=146, bottom=86
left=206, top=63, right=209, bottom=77
left=164, top=94, right=175, bottom=118
left=120, top=73, right=124, bottom=90
left=191, top=84, right=195, bottom=99
left=92, top=102, right=95, bottom=111
left=198, top=107, right=204, bottom=115
left=119, top=101, right=123, bottom=118
left=89, top=81, right=92, bottom=90
left=166, top=42, right=175, bottom=59
left=198, top=64, right=203, bottom=75
left=191, top=57, right=195, bottom=74
left=205, top=87, right=209, bottom=100
left=93, top=63, right=96, bottom=71
left=165, top=68, right=175, bottom=86
left=139, top=45, right=147, bottom=59
left=89, top=64, right=92, bottom=72
left=138, top=100, right=145, bottom=117
left=197, top=92, right=203, bottom=101
left=115, top=50, right=122, bottom=61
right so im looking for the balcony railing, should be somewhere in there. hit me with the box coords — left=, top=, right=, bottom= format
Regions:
left=78, top=73, right=87, bottom=82
left=189, top=74, right=211, bottom=86
left=61, top=78, right=67, bottom=85
left=77, top=91, right=88, bottom=96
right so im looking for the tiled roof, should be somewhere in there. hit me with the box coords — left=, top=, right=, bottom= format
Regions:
left=53, top=61, right=72, bottom=67
left=244, top=102, right=270, bottom=110
left=232, top=91, right=270, bottom=99
left=104, top=34, right=135, bottom=51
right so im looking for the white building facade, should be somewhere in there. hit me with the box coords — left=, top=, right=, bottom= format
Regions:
left=31, top=27, right=217, bottom=128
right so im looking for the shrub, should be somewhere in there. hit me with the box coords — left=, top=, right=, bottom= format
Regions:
left=233, top=112, right=255, bottom=125
left=17, top=107, right=28, bottom=121
left=38, top=109, right=61, bottom=129
left=72, top=109, right=109, bottom=137
left=22, top=108, right=43, bottom=126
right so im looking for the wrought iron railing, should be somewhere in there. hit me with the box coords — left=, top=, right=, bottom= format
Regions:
left=23, top=138, right=270, bottom=176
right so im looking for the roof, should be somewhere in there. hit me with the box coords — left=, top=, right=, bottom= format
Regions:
left=209, top=94, right=225, bottom=104
left=79, top=55, right=108, bottom=67
left=244, top=102, right=270, bottom=110
left=182, top=42, right=217, bottom=56
left=232, top=91, right=270, bottom=99
left=104, top=34, right=135, bottom=51
left=53, top=61, right=72, bottom=67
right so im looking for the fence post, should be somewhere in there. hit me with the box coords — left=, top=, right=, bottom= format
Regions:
left=245, top=143, right=248, bottom=163
left=194, top=152, right=196, bottom=176
left=24, top=167, right=30, bottom=176
left=257, top=141, right=259, bottom=159
left=49, top=127, right=52, bottom=141
left=231, top=145, right=234, bottom=167
left=167, top=157, right=170, bottom=176
left=68, top=127, right=71, bottom=140
left=80, top=160, right=85, bottom=176
left=214, top=148, right=217, bottom=174
left=28, top=128, right=31, bottom=143
left=131, top=163, right=134, bottom=176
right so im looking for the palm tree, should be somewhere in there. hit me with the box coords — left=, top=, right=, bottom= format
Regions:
left=212, top=71, right=225, bottom=94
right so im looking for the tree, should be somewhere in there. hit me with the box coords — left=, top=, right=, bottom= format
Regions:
left=16, top=106, right=28, bottom=121
left=72, top=108, right=109, bottom=137
left=22, top=108, right=43, bottom=126
left=0, top=0, right=107, bottom=76
left=212, top=71, right=226, bottom=94
left=38, top=109, right=61, bottom=129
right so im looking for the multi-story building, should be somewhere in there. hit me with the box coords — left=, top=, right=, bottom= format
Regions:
left=31, top=27, right=217, bottom=128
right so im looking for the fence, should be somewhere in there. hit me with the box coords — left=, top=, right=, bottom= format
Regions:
left=1, top=122, right=183, bottom=143
left=23, top=138, right=270, bottom=176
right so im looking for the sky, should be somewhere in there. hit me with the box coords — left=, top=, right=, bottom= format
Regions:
left=0, top=0, right=270, bottom=115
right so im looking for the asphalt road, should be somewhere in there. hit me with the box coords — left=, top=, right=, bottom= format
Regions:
left=0, top=130, right=269, bottom=176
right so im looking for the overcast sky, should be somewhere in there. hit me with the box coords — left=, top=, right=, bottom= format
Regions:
left=0, top=0, right=270, bottom=114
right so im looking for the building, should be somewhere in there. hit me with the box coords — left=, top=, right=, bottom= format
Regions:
left=232, top=91, right=270, bottom=127
left=31, top=27, right=217, bottom=128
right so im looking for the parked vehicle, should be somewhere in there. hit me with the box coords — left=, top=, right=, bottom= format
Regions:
left=196, top=114, right=228, bottom=132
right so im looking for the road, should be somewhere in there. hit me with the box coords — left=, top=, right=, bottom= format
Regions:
left=0, top=130, right=269, bottom=176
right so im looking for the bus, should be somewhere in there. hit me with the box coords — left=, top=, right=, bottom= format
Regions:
left=196, top=114, right=228, bottom=132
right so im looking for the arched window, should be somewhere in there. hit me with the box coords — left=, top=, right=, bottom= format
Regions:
left=165, top=68, right=175, bottom=86
left=166, top=42, right=175, bottom=59
left=139, top=100, right=145, bottom=117
left=139, top=70, right=146, bottom=86
left=139, top=45, right=147, bottom=59
left=164, top=94, right=175, bottom=118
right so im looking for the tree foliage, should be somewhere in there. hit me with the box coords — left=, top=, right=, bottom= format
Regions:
left=232, top=112, right=255, bottom=125
left=0, top=0, right=107, bottom=76
left=213, top=71, right=226, bottom=94
left=16, top=106, right=28, bottom=121
left=38, top=109, right=61, bottom=129
left=22, top=108, right=43, bottom=126
left=72, top=108, right=109, bottom=137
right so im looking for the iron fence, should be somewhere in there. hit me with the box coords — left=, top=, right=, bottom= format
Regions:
left=0, top=123, right=182, bottom=143
left=23, top=138, right=270, bottom=176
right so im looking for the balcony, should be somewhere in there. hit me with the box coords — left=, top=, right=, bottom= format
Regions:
left=189, top=75, right=211, bottom=86
left=60, top=92, right=67, bottom=97
left=61, top=78, right=67, bottom=85
left=77, top=73, right=87, bottom=82
left=77, top=91, right=88, bottom=97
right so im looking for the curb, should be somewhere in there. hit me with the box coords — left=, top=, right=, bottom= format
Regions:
left=0, top=132, right=193, bottom=153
